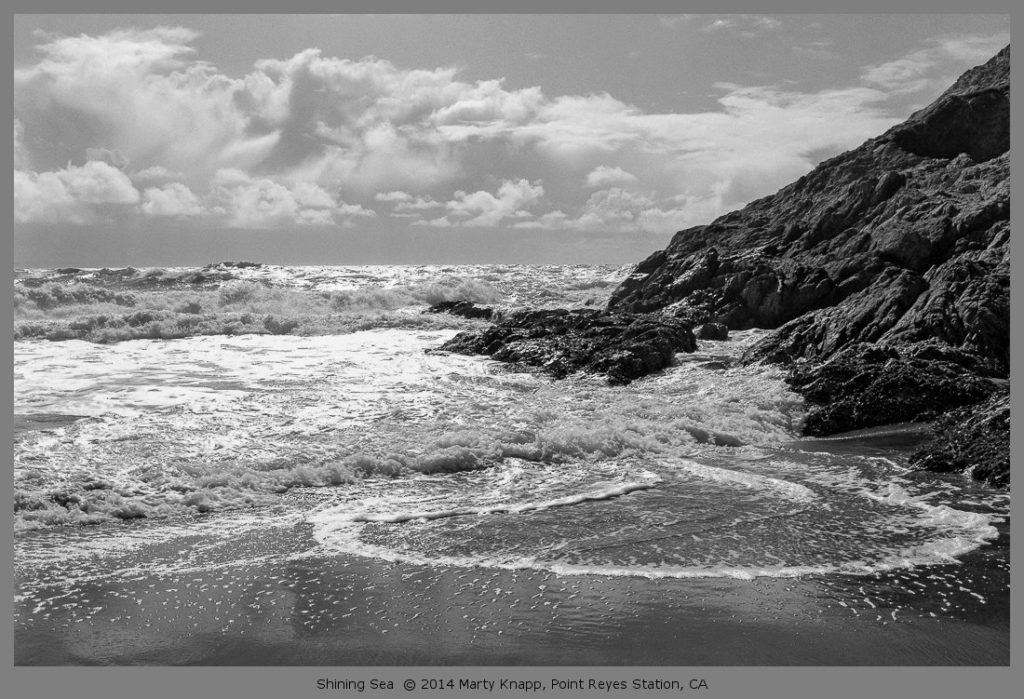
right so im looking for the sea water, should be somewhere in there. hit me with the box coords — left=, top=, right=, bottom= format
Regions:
left=12, top=264, right=1010, bottom=664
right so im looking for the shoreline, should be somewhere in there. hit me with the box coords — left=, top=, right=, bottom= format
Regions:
left=14, top=420, right=1009, bottom=666
left=14, top=512, right=1009, bottom=666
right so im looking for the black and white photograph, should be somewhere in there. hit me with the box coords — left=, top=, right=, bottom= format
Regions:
left=11, top=12, right=1011, bottom=673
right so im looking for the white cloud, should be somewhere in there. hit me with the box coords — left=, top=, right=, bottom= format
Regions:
left=15, top=160, right=140, bottom=223
left=516, top=187, right=716, bottom=236
left=375, top=191, right=413, bottom=203
left=933, top=34, right=1010, bottom=63
left=15, top=170, right=80, bottom=223
left=85, top=147, right=129, bottom=169
left=376, top=191, right=443, bottom=213
left=132, top=165, right=184, bottom=183
left=575, top=188, right=652, bottom=229
left=15, top=26, right=268, bottom=183
left=13, top=25, right=1008, bottom=235
left=57, top=160, right=139, bottom=204
left=420, top=179, right=544, bottom=228
left=862, top=53, right=937, bottom=93
left=861, top=32, right=1009, bottom=94
left=141, top=182, right=203, bottom=217
left=212, top=171, right=373, bottom=228
left=585, top=166, right=638, bottom=188
left=219, top=177, right=308, bottom=228
left=516, top=187, right=700, bottom=234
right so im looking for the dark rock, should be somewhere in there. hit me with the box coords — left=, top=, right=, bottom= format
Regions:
left=786, top=343, right=997, bottom=436
left=909, top=390, right=1009, bottom=488
left=435, top=309, right=696, bottom=385
left=741, top=267, right=930, bottom=366
left=696, top=322, right=729, bottom=341
left=425, top=300, right=495, bottom=320
left=607, top=47, right=1010, bottom=484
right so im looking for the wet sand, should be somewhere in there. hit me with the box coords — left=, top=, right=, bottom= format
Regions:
left=14, top=513, right=1009, bottom=666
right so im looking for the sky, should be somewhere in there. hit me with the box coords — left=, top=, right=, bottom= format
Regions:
left=12, top=14, right=1010, bottom=267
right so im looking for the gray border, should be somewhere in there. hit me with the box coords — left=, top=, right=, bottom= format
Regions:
left=5, top=2, right=1018, bottom=698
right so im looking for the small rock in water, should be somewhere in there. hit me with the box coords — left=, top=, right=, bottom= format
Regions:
left=425, top=300, right=495, bottom=320
left=435, top=308, right=696, bottom=385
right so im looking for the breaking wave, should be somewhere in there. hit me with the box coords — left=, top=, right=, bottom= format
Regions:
left=13, top=263, right=630, bottom=342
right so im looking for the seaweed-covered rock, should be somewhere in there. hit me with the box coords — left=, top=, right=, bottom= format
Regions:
left=436, top=309, right=696, bottom=385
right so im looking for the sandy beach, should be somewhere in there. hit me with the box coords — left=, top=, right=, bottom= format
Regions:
left=15, top=505, right=1008, bottom=666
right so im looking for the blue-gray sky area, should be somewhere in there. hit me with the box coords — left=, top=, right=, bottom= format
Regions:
left=13, top=14, right=1009, bottom=267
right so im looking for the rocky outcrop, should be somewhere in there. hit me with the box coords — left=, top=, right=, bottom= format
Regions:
left=785, top=343, right=999, bottom=437
left=436, top=309, right=696, bottom=385
left=909, top=390, right=1009, bottom=488
left=607, top=46, right=1010, bottom=484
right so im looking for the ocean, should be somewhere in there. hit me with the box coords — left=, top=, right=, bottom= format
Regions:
left=12, top=263, right=1010, bottom=665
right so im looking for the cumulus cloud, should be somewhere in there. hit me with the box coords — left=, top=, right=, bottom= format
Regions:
left=516, top=187, right=702, bottom=235
left=420, top=179, right=544, bottom=227
left=15, top=170, right=80, bottom=223
left=15, top=160, right=140, bottom=223
left=376, top=190, right=443, bottom=212
left=131, top=165, right=185, bottom=183
left=211, top=170, right=374, bottom=228
left=15, top=26, right=272, bottom=182
left=54, top=160, right=139, bottom=204
left=13, top=25, right=1008, bottom=236
left=141, top=182, right=203, bottom=217
left=375, top=191, right=413, bottom=203
left=85, top=147, right=129, bottom=169
left=585, top=166, right=638, bottom=188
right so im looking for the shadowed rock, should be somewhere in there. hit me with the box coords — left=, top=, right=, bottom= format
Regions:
left=785, top=343, right=998, bottom=436
left=436, top=309, right=696, bottom=385
left=695, top=322, right=729, bottom=341
left=425, top=300, right=495, bottom=320
left=909, top=390, right=1009, bottom=488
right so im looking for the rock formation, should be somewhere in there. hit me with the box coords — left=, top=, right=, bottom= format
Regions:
left=909, top=390, right=1009, bottom=488
left=607, top=46, right=1010, bottom=485
left=436, top=309, right=696, bottom=385
left=425, top=300, right=496, bottom=320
